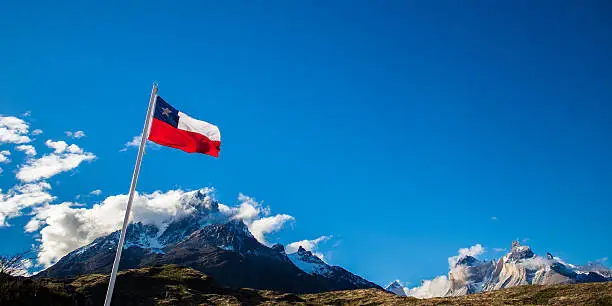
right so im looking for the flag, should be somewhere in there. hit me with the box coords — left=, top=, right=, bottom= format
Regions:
left=148, top=96, right=221, bottom=157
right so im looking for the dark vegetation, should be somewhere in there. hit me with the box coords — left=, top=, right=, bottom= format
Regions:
left=1, top=264, right=611, bottom=305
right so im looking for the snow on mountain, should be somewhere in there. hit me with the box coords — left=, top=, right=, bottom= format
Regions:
left=288, top=246, right=331, bottom=275
left=38, top=190, right=381, bottom=293
left=287, top=246, right=380, bottom=289
left=385, top=280, right=407, bottom=296
left=389, top=241, right=612, bottom=298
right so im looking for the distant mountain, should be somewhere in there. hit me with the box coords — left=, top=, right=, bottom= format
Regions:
left=287, top=246, right=379, bottom=290
left=385, top=280, right=407, bottom=296
left=37, top=189, right=380, bottom=293
left=387, top=241, right=611, bottom=297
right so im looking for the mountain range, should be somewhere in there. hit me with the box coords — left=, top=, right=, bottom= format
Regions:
left=386, top=241, right=612, bottom=297
left=36, top=190, right=380, bottom=293
left=32, top=189, right=611, bottom=297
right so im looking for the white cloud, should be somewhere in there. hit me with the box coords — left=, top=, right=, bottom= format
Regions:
left=448, top=244, right=485, bottom=268
left=248, top=214, right=295, bottom=245
left=218, top=193, right=292, bottom=245
left=45, top=140, right=68, bottom=153
left=65, top=131, right=86, bottom=139
left=28, top=188, right=294, bottom=267
left=23, top=111, right=32, bottom=117
left=0, top=115, right=31, bottom=144
left=491, top=216, right=497, bottom=221
left=120, top=134, right=162, bottom=152
left=89, top=189, right=102, bottom=196
left=231, top=193, right=270, bottom=220
left=286, top=235, right=331, bottom=260
left=493, top=248, right=507, bottom=252
left=405, top=244, right=484, bottom=298
left=30, top=189, right=198, bottom=266
left=0, top=182, right=54, bottom=227
left=16, top=145, right=37, bottom=156
left=16, top=140, right=96, bottom=182
left=0, top=150, right=10, bottom=163
left=404, top=275, right=451, bottom=298
left=120, top=134, right=142, bottom=151
left=32, top=129, right=43, bottom=136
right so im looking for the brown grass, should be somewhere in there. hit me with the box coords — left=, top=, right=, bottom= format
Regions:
left=2, top=265, right=611, bottom=305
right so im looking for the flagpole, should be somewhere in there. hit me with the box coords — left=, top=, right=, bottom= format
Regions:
left=103, top=83, right=158, bottom=306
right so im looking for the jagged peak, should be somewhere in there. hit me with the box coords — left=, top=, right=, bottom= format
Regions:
left=179, top=188, right=219, bottom=213
left=226, top=219, right=247, bottom=229
left=387, top=280, right=403, bottom=288
left=456, top=255, right=481, bottom=267
left=506, top=241, right=535, bottom=262
left=293, top=247, right=326, bottom=265
left=212, top=219, right=254, bottom=239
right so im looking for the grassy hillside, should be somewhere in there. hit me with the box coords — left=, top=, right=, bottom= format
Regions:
left=1, top=265, right=611, bottom=305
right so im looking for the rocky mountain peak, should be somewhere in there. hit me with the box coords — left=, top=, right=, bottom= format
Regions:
left=456, top=255, right=481, bottom=267
left=294, top=247, right=325, bottom=265
left=179, top=189, right=219, bottom=212
left=224, top=219, right=252, bottom=236
left=297, top=246, right=307, bottom=254
left=385, top=280, right=407, bottom=296
left=506, top=241, right=535, bottom=262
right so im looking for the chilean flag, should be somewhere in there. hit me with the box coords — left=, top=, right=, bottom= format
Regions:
left=148, top=96, right=221, bottom=157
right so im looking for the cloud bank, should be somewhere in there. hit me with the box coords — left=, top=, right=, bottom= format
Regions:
left=28, top=188, right=295, bottom=267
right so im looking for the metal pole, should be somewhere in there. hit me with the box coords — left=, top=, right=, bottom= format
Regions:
left=103, top=83, right=158, bottom=306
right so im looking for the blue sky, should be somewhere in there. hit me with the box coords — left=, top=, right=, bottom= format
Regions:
left=1, top=1, right=611, bottom=286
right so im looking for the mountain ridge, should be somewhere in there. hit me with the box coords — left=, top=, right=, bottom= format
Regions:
left=37, top=190, right=380, bottom=293
left=386, top=241, right=611, bottom=297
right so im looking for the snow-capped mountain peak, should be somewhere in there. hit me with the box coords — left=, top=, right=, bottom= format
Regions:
left=385, top=280, right=407, bottom=296
left=36, top=187, right=383, bottom=293
left=179, top=188, right=215, bottom=208
left=288, top=246, right=328, bottom=274
left=387, top=241, right=612, bottom=298
left=455, top=255, right=482, bottom=267
left=286, top=246, right=380, bottom=289
left=505, top=240, right=535, bottom=262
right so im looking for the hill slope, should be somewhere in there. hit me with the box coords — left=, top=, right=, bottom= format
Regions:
left=5, top=265, right=612, bottom=305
